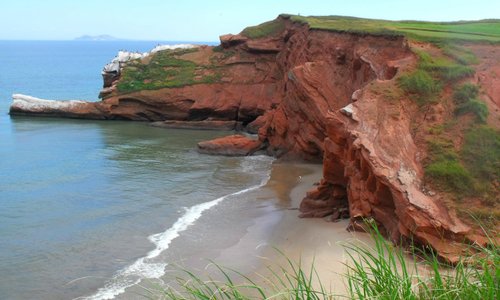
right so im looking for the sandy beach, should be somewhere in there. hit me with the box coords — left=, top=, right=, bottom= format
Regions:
left=124, top=161, right=373, bottom=299
left=214, top=162, right=374, bottom=297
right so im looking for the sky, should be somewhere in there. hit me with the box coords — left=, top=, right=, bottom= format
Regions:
left=0, top=0, right=498, bottom=41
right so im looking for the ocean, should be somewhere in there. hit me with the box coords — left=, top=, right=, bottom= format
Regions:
left=0, top=41, right=275, bottom=299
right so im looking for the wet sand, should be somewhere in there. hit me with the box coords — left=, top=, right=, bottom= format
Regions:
left=214, top=162, right=373, bottom=297
left=121, top=161, right=373, bottom=299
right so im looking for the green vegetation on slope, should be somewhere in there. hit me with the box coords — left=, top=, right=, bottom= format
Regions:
left=417, top=50, right=475, bottom=82
left=442, top=44, right=479, bottom=65
left=286, top=15, right=500, bottom=43
left=453, top=83, right=489, bottom=123
left=426, top=124, right=499, bottom=221
left=425, top=137, right=473, bottom=194
left=462, top=126, right=500, bottom=196
left=455, top=99, right=489, bottom=123
left=395, top=40, right=498, bottom=218
left=398, top=47, right=476, bottom=106
left=453, top=83, right=479, bottom=104
left=398, top=69, right=441, bottom=105
left=117, top=48, right=221, bottom=93
left=391, top=29, right=497, bottom=219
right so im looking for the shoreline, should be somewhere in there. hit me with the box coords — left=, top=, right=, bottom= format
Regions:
left=122, top=161, right=372, bottom=299
left=214, top=162, right=374, bottom=297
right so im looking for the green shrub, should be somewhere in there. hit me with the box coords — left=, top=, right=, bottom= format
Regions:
left=462, top=126, right=500, bottom=183
left=452, top=83, right=488, bottom=123
left=398, top=70, right=441, bottom=105
left=415, top=49, right=433, bottom=63
left=420, top=59, right=475, bottom=82
left=426, top=126, right=499, bottom=199
left=441, top=44, right=479, bottom=65
left=453, top=83, right=479, bottom=104
left=439, top=65, right=476, bottom=82
left=425, top=138, right=474, bottom=194
left=212, top=45, right=223, bottom=52
left=455, top=99, right=489, bottom=123
left=426, top=160, right=474, bottom=193
left=427, top=139, right=459, bottom=161
left=415, top=49, right=475, bottom=83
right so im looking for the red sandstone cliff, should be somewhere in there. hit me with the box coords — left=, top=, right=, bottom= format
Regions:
left=10, top=15, right=499, bottom=262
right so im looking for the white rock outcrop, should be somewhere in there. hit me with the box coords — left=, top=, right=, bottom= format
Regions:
left=11, top=94, right=86, bottom=112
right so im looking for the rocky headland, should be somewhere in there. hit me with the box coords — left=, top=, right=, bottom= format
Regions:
left=10, top=15, right=499, bottom=262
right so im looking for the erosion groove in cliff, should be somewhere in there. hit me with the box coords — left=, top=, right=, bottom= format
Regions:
left=260, top=28, right=406, bottom=160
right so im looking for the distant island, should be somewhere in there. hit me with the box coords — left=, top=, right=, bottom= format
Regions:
left=74, top=34, right=122, bottom=41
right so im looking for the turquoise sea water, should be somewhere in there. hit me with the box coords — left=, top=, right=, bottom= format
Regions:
left=0, top=41, right=274, bottom=299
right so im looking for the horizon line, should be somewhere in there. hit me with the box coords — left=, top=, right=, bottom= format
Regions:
left=0, top=39, right=220, bottom=43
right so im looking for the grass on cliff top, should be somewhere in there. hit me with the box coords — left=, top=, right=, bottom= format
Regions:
left=117, top=48, right=221, bottom=93
left=146, top=224, right=499, bottom=300
left=285, top=14, right=500, bottom=43
left=241, top=18, right=286, bottom=39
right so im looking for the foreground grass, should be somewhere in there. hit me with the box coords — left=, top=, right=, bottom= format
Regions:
left=344, top=225, right=498, bottom=300
left=143, top=225, right=498, bottom=299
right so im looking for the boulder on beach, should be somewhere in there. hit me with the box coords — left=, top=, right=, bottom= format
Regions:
left=197, top=134, right=263, bottom=156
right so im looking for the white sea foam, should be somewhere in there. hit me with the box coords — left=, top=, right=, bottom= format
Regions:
left=240, top=155, right=273, bottom=173
left=84, top=160, right=273, bottom=300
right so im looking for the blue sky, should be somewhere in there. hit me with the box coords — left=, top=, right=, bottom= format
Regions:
left=1, top=0, right=498, bottom=41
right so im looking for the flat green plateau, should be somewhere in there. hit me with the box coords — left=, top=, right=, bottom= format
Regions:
left=286, top=15, right=500, bottom=43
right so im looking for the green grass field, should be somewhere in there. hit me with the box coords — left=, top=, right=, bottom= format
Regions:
left=285, top=15, right=500, bottom=43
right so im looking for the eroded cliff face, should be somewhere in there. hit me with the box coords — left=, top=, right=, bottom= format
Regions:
left=302, top=85, right=477, bottom=262
left=259, top=29, right=405, bottom=160
left=10, top=16, right=496, bottom=261
left=99, top=47, right=281, bottom=123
